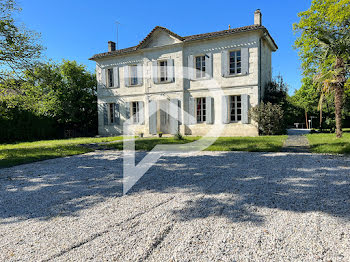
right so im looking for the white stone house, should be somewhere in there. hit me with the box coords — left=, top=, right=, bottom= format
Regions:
left=90, top=10, right=277, bottom=137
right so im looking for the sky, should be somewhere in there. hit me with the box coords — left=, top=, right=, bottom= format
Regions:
left=17, top=0, right=311, bottom=94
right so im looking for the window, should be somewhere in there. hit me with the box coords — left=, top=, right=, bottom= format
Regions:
left=132, top=101, right=140, bottom=123
left=109, top=103, right=115, bottom=124
left=230, top=95, right=241, bottom=122
left=196, top=97, right=206, bottom=123
left=229, top=50, right=241, bottom=75
left=107, top=68, right=113, bottom=87
left=158, top=60, right=168, bottom=82
left=130, top=65, right=138, bottom=86
left=195, top=56, right=206, bottom=79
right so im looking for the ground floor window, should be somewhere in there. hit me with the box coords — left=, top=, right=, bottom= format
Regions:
left=109, top=103, right=115, bottom=124
left=196, top=97, right=206, bottom=123
left=132, top=101, right=140, bottom=123
left=230, top=95, right=241, bottom=122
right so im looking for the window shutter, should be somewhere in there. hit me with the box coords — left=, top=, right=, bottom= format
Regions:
left=103, top=103, right=108, bottom=125
left=241, top=94, right=249, bottom=124
left=187, top=55, right=194, bottom=80
left=114, top=103, right=120, bottom=125
left=221, top=50, right=228, bottom=77
left=125, top=102, right=130, bottom=122
left=188, top=96, right=195, bottom=125
left=152, top=61, right=158, bottom=84
left=205, top=53, right=212, bottom=78
left=139, top=101, right=145, bottom=125
left=148, top=100, right=157, bottom=134
left=101, top=68, right=106, bottom=87
left=241, top=48, right=249, bottom=75
left=170, top=99, right=179, bottom=134
left=137, top=63, right=143, bottom=85
left=222, top=96, right=229, bottom=124
left=113, top=67, right=119, bottom=88
left=124, top=66, right=129, bottom=87
left=167, top=59, right=174, bottom=83
left=206, top=97, right=214, bottom=124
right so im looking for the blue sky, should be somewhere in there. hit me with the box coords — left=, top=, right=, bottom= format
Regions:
left=18, top=0, right=311, bottom=94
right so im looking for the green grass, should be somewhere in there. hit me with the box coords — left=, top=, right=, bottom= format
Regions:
left=0, top=136, right=125, bottom=168
left=307, top=133, right=350, bottom=154
left=108, top=136, right=287, bottom=152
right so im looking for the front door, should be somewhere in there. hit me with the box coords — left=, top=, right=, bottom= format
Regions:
left=158, top=100, right=170, bottom=134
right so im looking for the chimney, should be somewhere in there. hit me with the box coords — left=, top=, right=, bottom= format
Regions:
left=108, top=41, right=116, bottom=52
left=254, top=9, right=262, bottom=26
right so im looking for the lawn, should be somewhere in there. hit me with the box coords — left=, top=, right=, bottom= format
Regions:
left=108, top=136, right=287, bottom=152
left=307, top=133, right=350, bottom=154
left=0, top=136, right=125, bottom=168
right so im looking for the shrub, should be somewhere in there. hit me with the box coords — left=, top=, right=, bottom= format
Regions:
left=174, top=132, right=184, bottom=140
left=250, top=102, right=286, bottom=135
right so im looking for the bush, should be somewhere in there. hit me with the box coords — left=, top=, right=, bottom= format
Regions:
left=174, top=132, right=184, bottom=140
left=250, top=102, right=286, bottom=135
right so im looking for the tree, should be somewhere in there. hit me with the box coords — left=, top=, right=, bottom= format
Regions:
left=294, top=0, right=350, bottom=138
left=0, top=0, right=43, bottom=80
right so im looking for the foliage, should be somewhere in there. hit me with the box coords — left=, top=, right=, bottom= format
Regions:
left=0, top=0, right=43, bottom=80
left=294, top=0, right=350, bottom=137
left=0, top=60, right=97, bottom=142
left=263, top=75, right=288, bottom=107
left=174, top=132, right=184, bottom=140
left=250, top=102, right=286, bottom=135
left=0, top=136, right=125, bottom=168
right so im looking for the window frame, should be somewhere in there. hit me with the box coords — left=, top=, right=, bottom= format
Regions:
left=131, top=101, right=140, bottom=124
left=158, top=60, right=168, bottom=83
left=228, top=50, right=242, bottom=75
left=107, top=68, right=114, bottom=88
left=195, top=55, right=206, bottom=79
left=196, top=97, right=206, bottom=123
left=229, top=95, right=242, bottom=122
left=109, top=103, right=115, bottom=124
left=129, top=65, right=139, bottom=86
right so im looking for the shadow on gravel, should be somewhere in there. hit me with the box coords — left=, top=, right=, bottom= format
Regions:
left=1, top=151, right=350, bottom=225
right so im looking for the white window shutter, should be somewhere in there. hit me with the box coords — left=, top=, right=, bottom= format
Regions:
left=124, top=66, right=129, bottom=87
left=167, top=59, right=174, bottom=83
left=241, top=48, right=249, bottom=75
left=188, top=96, right=195, bottom=125
left=188, top=55, right=194, bottom=80
left=222, top=96, right=229, bottom=124
left=169, top=99, right=179, bottom=134
left=205, top=53, right=212, bottom=78
left=206, top=97, right=214, bottom=124
left=101, top=68, right=106, bottom=87
left=139, top=101, right=145, bottom=125
left=137, top=63, right=143, bottom=85
left=148, top=100, right=157, bottom=134
left=241, top=94, right=249, bottom=124
left=221, top=50, right=228, bottom=77
left=113, top=67, right=119, bottom=88
left=152, top=61, right=158, bottom=84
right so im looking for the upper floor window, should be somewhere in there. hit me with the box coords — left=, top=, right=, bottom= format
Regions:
left=159, top=60, right=168, bottom=83
left=129, top=65, right=138, bottom=86
left=132, top=101, right=140, bottom=123
left=196, top=97, right=206, bottom=123
left=109, top=103, right=116, bottom=124
left=229, top=50, right=241, bottom=75
left=230, top=95, right=241, bottom=122
left=107, top=68, right=114, bottom=87
left=195, top=56, right=206, bottom=79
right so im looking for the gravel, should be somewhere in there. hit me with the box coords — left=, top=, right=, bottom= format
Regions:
left=0, top=150, right=350, bottom=261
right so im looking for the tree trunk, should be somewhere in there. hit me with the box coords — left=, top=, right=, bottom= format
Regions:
left=334, top=57, right=346, bottom=138
left=305, top=110, right=308, bottom=129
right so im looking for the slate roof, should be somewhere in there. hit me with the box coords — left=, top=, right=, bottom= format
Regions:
left=90, top=25, right=277, bottom=60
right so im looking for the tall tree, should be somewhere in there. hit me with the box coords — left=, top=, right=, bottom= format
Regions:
left=0, top=0, right=43, bottom=80
left=294, top=0, right=350, bottom=137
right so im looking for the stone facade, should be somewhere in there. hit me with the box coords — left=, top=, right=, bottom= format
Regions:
left=90, top=11, right=277, bottom=137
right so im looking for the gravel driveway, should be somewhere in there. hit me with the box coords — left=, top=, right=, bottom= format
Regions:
left=1, top=150, right=350, bottom=261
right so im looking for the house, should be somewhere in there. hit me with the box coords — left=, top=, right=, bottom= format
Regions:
left=90, top=9, right=277, bottom=137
